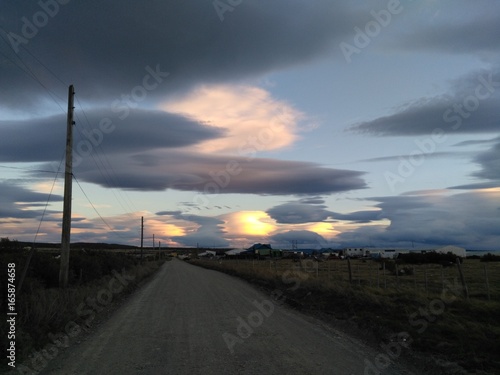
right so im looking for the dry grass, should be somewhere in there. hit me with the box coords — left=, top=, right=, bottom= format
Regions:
left=191, top=257, right=500, bottom=374
left=0, top=256, right=167, bottom=370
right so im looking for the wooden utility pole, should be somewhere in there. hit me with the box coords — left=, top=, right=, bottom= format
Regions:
left=140, top=216, right=144, bottom=261
left=456, top=257, right=469, bottom=300
left=59, top=85, right=75, bottom=288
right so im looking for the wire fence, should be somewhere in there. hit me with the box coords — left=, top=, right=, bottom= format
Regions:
left=213, top=257, right=500, bottom=301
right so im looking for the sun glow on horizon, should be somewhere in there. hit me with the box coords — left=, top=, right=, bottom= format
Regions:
left=223, top=211, right=276, bottom=237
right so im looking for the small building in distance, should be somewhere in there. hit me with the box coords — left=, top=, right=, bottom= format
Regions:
left=249, top=243, right=282, bottom=259
left=343, top=247, right=371, bottom=258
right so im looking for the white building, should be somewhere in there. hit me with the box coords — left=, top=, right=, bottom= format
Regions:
left=344, top=247, right=371, bottom=257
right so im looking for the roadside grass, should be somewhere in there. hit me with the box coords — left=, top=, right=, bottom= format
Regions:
left=191, top=258, right=500, bottom=374
left=0, top=249, right=168, bottom=372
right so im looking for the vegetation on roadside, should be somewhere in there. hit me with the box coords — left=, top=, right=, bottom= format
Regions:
left=0, top=239, right=167, bottom=372
left=191, top=258, right=500, bottom=375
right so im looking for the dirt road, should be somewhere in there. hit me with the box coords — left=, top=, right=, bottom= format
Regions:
left=36, top=259, right=423, bottom=375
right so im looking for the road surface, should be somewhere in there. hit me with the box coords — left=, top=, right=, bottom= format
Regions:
left=35, top=259, right=424, bottom=375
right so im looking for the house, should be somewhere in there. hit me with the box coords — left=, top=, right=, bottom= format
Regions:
left=344, top=247, right=370, bottom=258
left=249, top=243, right=282, bottom=259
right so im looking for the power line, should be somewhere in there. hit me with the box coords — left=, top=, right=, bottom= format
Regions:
left=73, top=173, right=132, bottom=241
left=0, top=32, right=140, bottom=222
left=32, top=156, right=64, bottom=245
left=72, top=97, right=140, bottom=215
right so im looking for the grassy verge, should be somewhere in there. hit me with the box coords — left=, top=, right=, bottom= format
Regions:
left=190, top=258, right=500, bottom=375
left=1, top=249, right=168, bottom=373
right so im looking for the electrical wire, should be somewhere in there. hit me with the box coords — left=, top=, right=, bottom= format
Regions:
left=0, top=30, right=142, bottom=240
left=73, top=173, right=133, bottom=241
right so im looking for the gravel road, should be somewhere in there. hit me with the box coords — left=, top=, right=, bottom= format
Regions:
left=36, top=259, right=425, bottom=375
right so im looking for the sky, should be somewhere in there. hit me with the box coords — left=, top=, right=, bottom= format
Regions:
left=0, top=0, right=499, bottom=250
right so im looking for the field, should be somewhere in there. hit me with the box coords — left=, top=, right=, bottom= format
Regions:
left=191, top=257, right=500, bottom=374
left=0, top=246, right=167, bottom=371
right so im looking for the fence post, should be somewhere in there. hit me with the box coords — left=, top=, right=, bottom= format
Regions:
left=413, top=266, right=417, bottom=291
left=484, top=263, right=491, bottom=301
left=441, top=265, right=445, bottom=293
left=377, top=266, right=380, bottom=288
left=369, top=265, right=373, bottom=287
left=456, top=257, right=469, bottom=300
left=395, top=263, right=399, bottom=290
left=424, top=264, right=428, bottom=293
left=347, top=258, right=352, bottom=284
left=383, top=262, right=387, bottom=289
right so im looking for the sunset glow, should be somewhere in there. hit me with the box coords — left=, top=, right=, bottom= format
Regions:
left=162, top=84, right=302, bottom=154
left=223, top=211, right=276, bottom=237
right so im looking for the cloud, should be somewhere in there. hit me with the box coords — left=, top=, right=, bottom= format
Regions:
left=335, top=189, right=500, bottom=249
left=0, top=0, right=357, bottom=112
left=221, top=211, right=276, bottom=242
left=55, top=150, right=367, bottom=195
left=348, top=67, right=500, bottom=136
left=395, top=8, right=500, bottom=55
left=270, top=230, right=328, bottom=248
left=266, top=201, right=333, bottom=224
left=330, top=210, right=382, bottom=224
left=358, top=152, right=455, bottom=163
left=156, top=211, right=229, bottom=247
left=0, top=180, right=62, bottom=219
left=471, top=141, right=500, bottom=181
left=448, top=136, right=500, bottom=189
left=0, top=109, right=222, bottom=163
left=162, top=84, right=305, bottom=154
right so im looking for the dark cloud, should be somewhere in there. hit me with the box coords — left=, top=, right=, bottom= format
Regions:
left=0, top=180, right=62, bottom=219
left=335, top=191, right=500, bottom=250
left=52, top=150, right=367, bottom=195
left=452, top=136, right=500, bottom=148
left=270, top=230, right=327, bottom=248
left=266, top=202, right=333, bottom=224
left=396, top=11, right=500, bottom=55
left=348, top=68, right=500, bottom=136
left=330, top=210, right=382, bottom=224
left=298, top=196, right=325, bottom=205
left=471, top=141, right=500, bottom=181
left=0, top=109, right=222, bottom=163
left=156, top=211, right=228, bottom=247
left=0, top=0, right=358, bottom=111
left=358, top=152, right=455, bottom=163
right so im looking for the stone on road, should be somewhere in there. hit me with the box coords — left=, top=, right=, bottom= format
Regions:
left=39, top=259, right=420, bottom=375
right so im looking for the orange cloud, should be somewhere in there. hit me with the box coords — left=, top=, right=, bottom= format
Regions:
left=161, top=84, right=305, bottom=154
left=222, top=211, right=277, bottom=238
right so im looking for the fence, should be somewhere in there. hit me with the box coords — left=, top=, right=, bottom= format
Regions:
left=212, top=257, right=500, bottom=301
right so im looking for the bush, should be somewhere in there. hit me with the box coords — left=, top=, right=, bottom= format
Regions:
left=397, top=251, right=458, bottom=264
left=481, top=253, right=500, bottom=262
